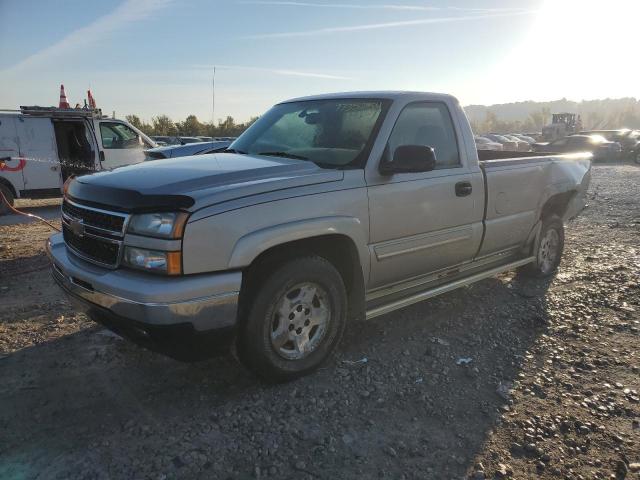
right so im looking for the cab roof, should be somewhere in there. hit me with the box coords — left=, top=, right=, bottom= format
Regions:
left=280, top=91, right=456, bottom=104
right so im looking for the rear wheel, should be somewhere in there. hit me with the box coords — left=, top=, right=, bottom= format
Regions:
left=237, top=255, right=347, bottom=382
left=0, top=184, right=15, bottom=216
left=519, top=214, right=564, bottom=278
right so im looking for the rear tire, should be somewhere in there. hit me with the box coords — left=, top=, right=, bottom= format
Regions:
left=518, top=214, right=564, bottom=278
left=237, top=255, right=347, bottom=382
left=0, top=184, right=15, bottom=216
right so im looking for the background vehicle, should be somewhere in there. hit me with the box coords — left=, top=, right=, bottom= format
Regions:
left=631, top=140, right=640, bottom=164
left=483, top=133, right=518, bottom=151
left=578, top=129, right=640, bottom=158
left=542, top=112, right=581, bottom=141
left=197, top=136, right=214, bottom=142
left=0, top=106, right=155, bottom=214
left=145, top=140, right=232, bottom=160
left=475, top=136, right=503, bottom=151
left=512, top=134, right=537, bottom=144
left=503, top=134, right=532, bottom=151
left=176, top=136, right=203, bottom=144
left=533, top=134, right=621, bottom=161
left=150, top=135, right=178, bottom=145
left=49, top=91, right=591, bottom=382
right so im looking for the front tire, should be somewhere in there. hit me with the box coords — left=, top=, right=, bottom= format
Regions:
left=0, top=184, right=15, bottom=216
left=237, top=255, right=347, bottom=382
left=519, top=214, right=565, bottom=278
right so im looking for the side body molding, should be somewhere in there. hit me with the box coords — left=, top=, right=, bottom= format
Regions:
left=228, top=216, right=370, bottom=280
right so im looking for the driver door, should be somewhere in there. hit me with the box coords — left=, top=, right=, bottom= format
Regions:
left=366, top=101, right=484, bottom=289
left=98, top=121, right=146, bottom=169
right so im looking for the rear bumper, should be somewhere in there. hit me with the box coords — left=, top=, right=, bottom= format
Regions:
left=47, top=233, right=242, bottom=359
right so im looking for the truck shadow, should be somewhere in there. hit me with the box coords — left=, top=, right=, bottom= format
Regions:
left=0, top=272, right=553, bottom=479
left=0, top=204, right=61, bottom=226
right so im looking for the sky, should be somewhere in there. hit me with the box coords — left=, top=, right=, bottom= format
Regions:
left=1, top=0, right=638, bottom=123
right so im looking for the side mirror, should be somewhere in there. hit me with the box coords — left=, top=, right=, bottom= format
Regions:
left=379, top=145, right=436, bottom=175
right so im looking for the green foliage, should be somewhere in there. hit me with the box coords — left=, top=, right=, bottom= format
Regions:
left=129, top=96, right=640, bottom=140
left=125, top=113, right=258, bottom=138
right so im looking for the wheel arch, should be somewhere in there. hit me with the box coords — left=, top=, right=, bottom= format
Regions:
left=237, top=226, right=367, bottom=322
left=540, top=190, right=576, bottom=220
left=522, top=190, right=575, bottom=256
left=0, top=176, right=18, bottom=199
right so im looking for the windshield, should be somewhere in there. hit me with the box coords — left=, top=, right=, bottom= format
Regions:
left=230, top=98, right=389, bottom=167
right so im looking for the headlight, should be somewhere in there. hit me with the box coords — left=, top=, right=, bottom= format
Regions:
left=123, top=247, right=182, bottom=275
left=127, top=212, right=188, bottom=239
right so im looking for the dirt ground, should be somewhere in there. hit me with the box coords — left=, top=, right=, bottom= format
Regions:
left=1, top=164, right=638, bottom=480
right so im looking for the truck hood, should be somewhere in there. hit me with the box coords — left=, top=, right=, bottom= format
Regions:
left=67, top=153, right=344, bottom=212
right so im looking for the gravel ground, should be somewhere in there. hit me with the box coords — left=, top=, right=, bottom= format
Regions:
left=0, top=164, right=638, bottom=480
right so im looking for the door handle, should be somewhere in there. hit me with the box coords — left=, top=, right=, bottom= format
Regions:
left=455, top=181, right=473, bottom=197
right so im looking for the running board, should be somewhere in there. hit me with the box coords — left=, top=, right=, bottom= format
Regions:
left=365, top=256, right=535, bottom=320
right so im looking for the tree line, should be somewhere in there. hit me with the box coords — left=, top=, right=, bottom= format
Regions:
left=127, top=96, right=640, bottom=139
left=125, top=114, right=259, bottom=138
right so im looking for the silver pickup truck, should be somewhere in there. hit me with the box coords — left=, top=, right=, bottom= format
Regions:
left=47, top=91, right=591, bottom=381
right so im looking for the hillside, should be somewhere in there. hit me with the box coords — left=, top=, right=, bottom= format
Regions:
left=464, top=97, right=640, bottom=134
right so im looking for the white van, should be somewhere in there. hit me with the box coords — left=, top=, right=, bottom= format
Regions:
left=0, top=106, right=156, bottom=214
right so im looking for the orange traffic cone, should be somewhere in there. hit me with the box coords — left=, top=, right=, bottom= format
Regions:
left=59, top=84, right=70, bottom=109
left=87, top=90, right=96, bottom=109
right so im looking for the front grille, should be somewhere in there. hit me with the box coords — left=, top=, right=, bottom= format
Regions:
left=61, top=200, right=128, bottom=268
left=63, top=224, right=120, bottom=266
left=62, top=200, right=125, bottom=233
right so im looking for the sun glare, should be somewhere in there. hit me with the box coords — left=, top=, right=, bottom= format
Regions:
left=475, top=0, right=640, bottom=104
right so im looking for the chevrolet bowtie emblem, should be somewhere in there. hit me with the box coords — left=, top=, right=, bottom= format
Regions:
left=69, top=217, right=85, bottom=237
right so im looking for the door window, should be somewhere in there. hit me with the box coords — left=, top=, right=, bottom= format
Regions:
left=387, top=102, right=460, bottom=168
left=100, top=122, right=142, bottom=149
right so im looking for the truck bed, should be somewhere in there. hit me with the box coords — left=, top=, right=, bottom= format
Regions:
left=477, top=149, right=558, bottom=161
left=475, top=149, right=591, bottom=259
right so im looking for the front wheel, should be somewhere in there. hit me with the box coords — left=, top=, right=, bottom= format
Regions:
left=518, top=214, right=565, bottom=278
left=237, top=255, right=347, bottom=382
left=0, top=184, right=15, bottom=216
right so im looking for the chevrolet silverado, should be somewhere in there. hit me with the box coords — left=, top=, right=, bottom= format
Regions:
left=47, top=91, right=592, bottom=381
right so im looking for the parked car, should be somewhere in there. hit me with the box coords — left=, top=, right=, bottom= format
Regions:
left=628, top=138, right=640, bottom=164
left=475, top=136, right=503, bottom=151
left=145, top=140, right=232, bottom=160
left=533, top=134, right=622, bottom=161
left=176, top=136, right=203, bottom=144
left=197, top=136, right=214, bottom=142
left=150, top=136, right=179, bottom=145
left=0, top=106, right=155, bottom=214
left=578, top=130, right=640, bottom=159
left=512, top=134, right=537, bottom=144
left=483, top=133, right=519, bottom=151
left=48, top=91, right=591, bottom=381
left=524, top=132, right=542, bottom=141
left=503, top=134, right=532, bottom=152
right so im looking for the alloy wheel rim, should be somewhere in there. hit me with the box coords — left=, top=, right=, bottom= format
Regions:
left=538, top=228, right=560, bottom=274
left=270, top=282, right=330, bottom=360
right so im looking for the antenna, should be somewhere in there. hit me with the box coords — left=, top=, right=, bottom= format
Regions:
left=212, top=66, right=216, bottom=127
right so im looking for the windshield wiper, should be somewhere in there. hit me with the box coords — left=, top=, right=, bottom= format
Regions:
left=258, top=151, right=308, bottom=160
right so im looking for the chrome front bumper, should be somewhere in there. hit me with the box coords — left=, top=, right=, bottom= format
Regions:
left=46, top=233, right=241, bottom=332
